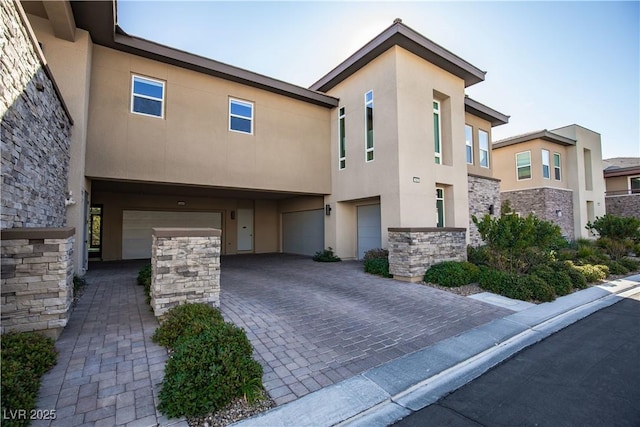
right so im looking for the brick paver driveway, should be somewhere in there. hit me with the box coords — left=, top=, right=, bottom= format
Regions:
left=220, top=254, right=512, bottom=405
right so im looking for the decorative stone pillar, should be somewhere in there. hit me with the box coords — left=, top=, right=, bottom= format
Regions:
left=388, top=227, right=467, bottom=282
left=1, top=227, right=75, bottom=338
left=151, top=228, right=221, bottom=317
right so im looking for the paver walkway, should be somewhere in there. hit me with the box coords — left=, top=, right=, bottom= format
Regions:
left=220, top=254, right=512, bottom=405
left=33, top=260, right=185, bottom=427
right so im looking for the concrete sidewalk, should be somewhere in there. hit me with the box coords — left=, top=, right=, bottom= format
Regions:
left=232, top=274, right=640, bottom=427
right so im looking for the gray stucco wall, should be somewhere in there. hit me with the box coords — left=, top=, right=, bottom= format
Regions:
left=1, top=0, right=72, bottom=229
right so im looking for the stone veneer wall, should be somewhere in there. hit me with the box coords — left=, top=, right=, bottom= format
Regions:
left=501, top=188, right=574, bottom=240
left=151, top=228, right=222, bottom=317
left=1, top=228, right=75, bottom=338
left=468, top=174, right=501, bottom=246
left=388, top=227, right=467, bottom=282
left=606, top=194, right=640, bottom=219
left=1, top=0, right=72, bottom=229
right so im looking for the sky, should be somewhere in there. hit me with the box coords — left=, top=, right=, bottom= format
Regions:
left=116, top=1, right=640, bottom=159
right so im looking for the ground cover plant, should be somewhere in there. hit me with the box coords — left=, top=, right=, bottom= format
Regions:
left=1, top=332, right=58, bottom=427
left=363, top=248, right=392, bottom=277
left=153, top=303, right=269, bottom=421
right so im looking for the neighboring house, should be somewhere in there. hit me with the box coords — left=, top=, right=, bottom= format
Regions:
left=602, top=157, right=640, bottom=219
left=492, top=125, right=606, bottom=240
left=14, top=1, right=510, bottom=272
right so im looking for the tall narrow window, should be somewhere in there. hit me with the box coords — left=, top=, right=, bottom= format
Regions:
left=229, top=98, right=254, bottom=134
left=433, top=101, right=442, bottom=164
left=365, top=91, right=374, bottom=162
left=478, top=130, right=489, bottom=168
left=542, top=149, right=550, bottom=179
left=436, top=187, right=445, bottom=227
left=131, top=75, right=164, bottom=118
left=465, top=125, right=473, bottom=164
left=338, top=107, right=346, bottom=170
left=554, top=153, right=562, bottom=180
left=516, top=151, right=532, bottom=180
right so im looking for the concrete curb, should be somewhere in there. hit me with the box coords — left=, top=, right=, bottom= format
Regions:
left=231, top=275, right=640, bottom=427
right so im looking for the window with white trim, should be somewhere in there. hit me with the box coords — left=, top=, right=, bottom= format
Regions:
left=338, top=107, right=346, bottom=170
left=434, top=101, right=442, bottom=164
left=630, top=176, right=640, bottom=194
left=542, top=149, right=550, bottom=179
left=229, top=98, right=253, bottom=134
left=478, top=130, right=489, bottom=168
left=365, top=91, right=374, bottom=162
left=465, top=125, right=473, bottom=164
left=554, top=153, right=562, bottom=180
left=436, top=187, right=445, bottom=227
left=131, top=75, right=164, bottom=118
left=516, top=151, right=532, bottom=180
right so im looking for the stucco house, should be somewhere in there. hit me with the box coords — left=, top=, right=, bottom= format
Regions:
left=602, top=157, right=640, bottom=219
left=492, top=125, right=606, bottom=240
left=8, top=1, right=510, bottom=279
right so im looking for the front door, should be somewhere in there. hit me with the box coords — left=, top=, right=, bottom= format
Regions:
left=89, top=205, right=103, bottom=259
left=237, top=208, right=254, bottom=252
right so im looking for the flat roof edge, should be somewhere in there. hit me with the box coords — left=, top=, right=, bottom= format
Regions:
left=464, top=97, right=509, bottom=127
left=493, top=130, right=576, bottom=148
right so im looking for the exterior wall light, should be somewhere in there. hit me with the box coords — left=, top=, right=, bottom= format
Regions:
left=177, top=201, right=186, bottom=206
left=488, top=204, right=494, bottom=215
left=325, top=204, right=332, bottom=216
left=556, top=210, right=562, bottom=217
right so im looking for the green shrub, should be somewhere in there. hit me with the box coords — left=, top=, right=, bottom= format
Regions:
left=467, top=245, right=491, bottom=266
left=152, top=303, right=225, bottom=349
left=618, top=257, right=640, bottom=272
left=519, top=274, right=555, bottom=302
left=363, top=248, right=389, bottom=262
left=364, top=258, right=392, bottom=278
left=1, top=332, right=57, bottom=426
left=424, top=261, right=477, bottom=287
left=531, top=265, right=572, bottom=296
left=597, top=237, right=631, bottom=261
left=137, top=264, right=152, bottom=303
left=550, top=261, right=588, bottom=290
left=312, top=247, right=341, bottom=262
left=606, top=261, right=629, bottom=275
left=157, top=321, right=264, bottom=418
left=73, top=275, right=87, bottom=295
left=586, top=214, right=640, bottom=242
left=572, top=263, right=609, bottom=283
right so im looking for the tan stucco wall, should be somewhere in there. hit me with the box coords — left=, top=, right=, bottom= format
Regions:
left=322, top=46, right=470, bottom=258
left=26, top=13, right=93, bottom=275
left=493, top=139, right=569, bottom=191
left=605, top=175, right=630, bottom=193
left=464, top=112, right=494, bottom=178
left=85, top=45, right=331, bottom=195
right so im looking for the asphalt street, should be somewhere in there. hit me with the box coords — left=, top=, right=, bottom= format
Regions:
left=393, top=292, right=640, bottom=427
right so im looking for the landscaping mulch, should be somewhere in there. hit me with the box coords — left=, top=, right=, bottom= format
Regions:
left=188, top=392, right=275, bottom=427
left=421, top=281, right=484, bottom=296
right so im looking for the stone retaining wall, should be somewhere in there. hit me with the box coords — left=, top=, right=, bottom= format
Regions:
left=151, top=228, right=221, bottom=317
left=606, top=194, right=640, bottom=219
left=1, top=0, right=73, bottom=229
left=468, top=175, right=501, bottom=246
left=388, top=227, right=467, bottom=282
left=1, top=227, right=75, bottom=338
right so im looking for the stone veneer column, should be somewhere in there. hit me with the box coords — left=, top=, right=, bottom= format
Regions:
left=388, top=227, right=467, bottom=282
left=1, top=227, right=75, bottom=338
left=468, top=175, right=501, bottom=247
left=151, top=228, right=222, bottom=317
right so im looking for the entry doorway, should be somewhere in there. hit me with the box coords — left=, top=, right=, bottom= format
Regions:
left=89, top=205, right=103, bottom=259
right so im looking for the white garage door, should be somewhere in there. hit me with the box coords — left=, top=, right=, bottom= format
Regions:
left=357, top=204, right=381, bottom=259
left=282, top=210, right=324, bottom=256
left=122, top=210, right=222, bottom=259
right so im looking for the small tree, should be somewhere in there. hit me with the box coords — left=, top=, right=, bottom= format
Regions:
left=586, top=214, right=640, bottom=260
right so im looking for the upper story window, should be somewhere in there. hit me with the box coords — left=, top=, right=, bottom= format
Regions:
left=516, top=151, right=532, bottom=180
left=465, top=125, right=473, bottom=164
left=478, top=130, right=489, bottom=168
left=433, top=101, right=442, bottom=164
left=338, top=107, right=346, bottom=170
left=365, top=91, right=374, bottom=162
left=630, top=176, right=640, bottom=194
left=554, top=153, right=562, bottom=180
left=542, top=149, right=551, bottom=179
left=229, top=98, right=254, bottom=134
left=131, top=75, right=165, bottom=118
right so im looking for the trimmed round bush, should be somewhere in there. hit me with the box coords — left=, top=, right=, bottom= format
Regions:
left=363, top=248, right=389, bottom=262
left=531, top=265, right=572, bottom=296
left=520, top=274, right=555, bottom=302
left=424, top=261, right=476, bottom=287
left=152, top=303, right=225, bottom=349
left=573, top=264, right=608, bottom=283
left=606, top=261, right=629, bottom=275
left=157, top=322, right=264, bottom=418
left=364, top=258, right=392, bottom=278
left=618, top=257, right=640, bottom=272
left=551, top=261, right=588, bottom=290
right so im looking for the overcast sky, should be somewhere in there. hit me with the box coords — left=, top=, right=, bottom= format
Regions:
left=117, top=1, right=639, bottom=159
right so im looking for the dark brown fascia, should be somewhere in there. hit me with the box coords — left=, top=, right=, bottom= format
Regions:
left=310, top=20, right=486, bottom=92
left=70, top=1, right=338, bottom=108
left=464, top=97, right=509, bottom=127
left=603, top=165, right=640, bottom=178
left=493, top=130, right=576, bottom=149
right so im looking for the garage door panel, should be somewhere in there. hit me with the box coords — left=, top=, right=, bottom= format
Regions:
left=357, top=204, right=381, bottom=259
left=282, top=210, right=324, bottom=256
left=122, top=210, right=222, bottom=259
